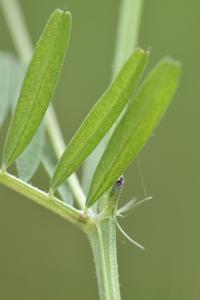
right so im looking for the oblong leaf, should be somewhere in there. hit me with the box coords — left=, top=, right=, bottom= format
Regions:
left=16, top=125, right=45, bottom=182
left=86, top=58, right=181, bottom=207
left=10, top=61, right=43, bottom=182
left=2, top=9, right=71, bottom=167
left=50, top=48, right=149, bottom=191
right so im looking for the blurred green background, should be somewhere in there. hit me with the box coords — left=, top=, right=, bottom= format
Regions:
left=0, top=0, right=199, bottom=299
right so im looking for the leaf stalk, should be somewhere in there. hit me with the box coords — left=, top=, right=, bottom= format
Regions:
left=0, top=168, right=86, bottom=227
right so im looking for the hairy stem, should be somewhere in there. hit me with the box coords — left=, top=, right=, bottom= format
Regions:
left=0, top=0, right=86, bottom=209
left=85, top=1, right=144, bottom=299
left=87, top=217, right=121, bottom=300
left=0, top=169, right=86, bottom=226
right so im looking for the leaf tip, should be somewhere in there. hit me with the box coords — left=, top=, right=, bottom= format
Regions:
left=54, top=8, right=71, bottom=15
left=156, top=56, right=182, bottom=86
left=134, top=47, right=150, bottom=58
left=161, top=56, right=182, bottom=68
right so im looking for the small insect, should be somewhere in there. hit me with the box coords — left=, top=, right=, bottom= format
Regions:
left=116, top=175, right=125, bottom=191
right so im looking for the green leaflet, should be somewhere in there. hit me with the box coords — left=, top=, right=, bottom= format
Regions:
left=16, top=125, right=45, bottom=182
left=2, top=9, right=71, bottom=167
left=82, top=0, right=143, bottom=192
left=81, top=0, right=143, bottom=194
left=86, top=58, right=181, bottom=207
left=50, top=48, right=149, bottom=192
left=10, top=61, right=44, bottom=183
left=8, top=48, right=44, bottom=183
left=0, top=53, right=14, bottom=127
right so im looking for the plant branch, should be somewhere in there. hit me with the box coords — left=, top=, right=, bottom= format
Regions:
left=85, top=1, right=144, bottom=299
left=0, top=0, right=86, bottom=209
left=87, top=217, right=121, bottom=300
left=0, top=0, right=32, bottom=65
left=113, top=0, right=143, bottom=75
left=0, top=169, right=87, bottom=226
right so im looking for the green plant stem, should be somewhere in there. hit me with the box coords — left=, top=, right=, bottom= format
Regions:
left=0, top=0, right=86, bottom=209
left=0, top=0, right=32, bottom=65
left=86, top=217, right=121, bottom=300
left=0, top=169, right=86, bottom=226
left=86, top=1, right=144, bottom=299
left=113, top=0, right=143, bottom=75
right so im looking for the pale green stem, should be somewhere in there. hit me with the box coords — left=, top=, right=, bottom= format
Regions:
left=113, top=0, right=143, bottom=75
left=0, top=0, right=32, bottom=65
left=0, top=169, right=86, bottom=226
left=0, top=0, right=86, bottom=209
left=86, top=2, right=144, bottom=299
left=86, top=217, right=121, bottom=300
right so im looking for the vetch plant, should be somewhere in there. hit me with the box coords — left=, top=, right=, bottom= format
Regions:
left=0, top=0, right=181, bottom=299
